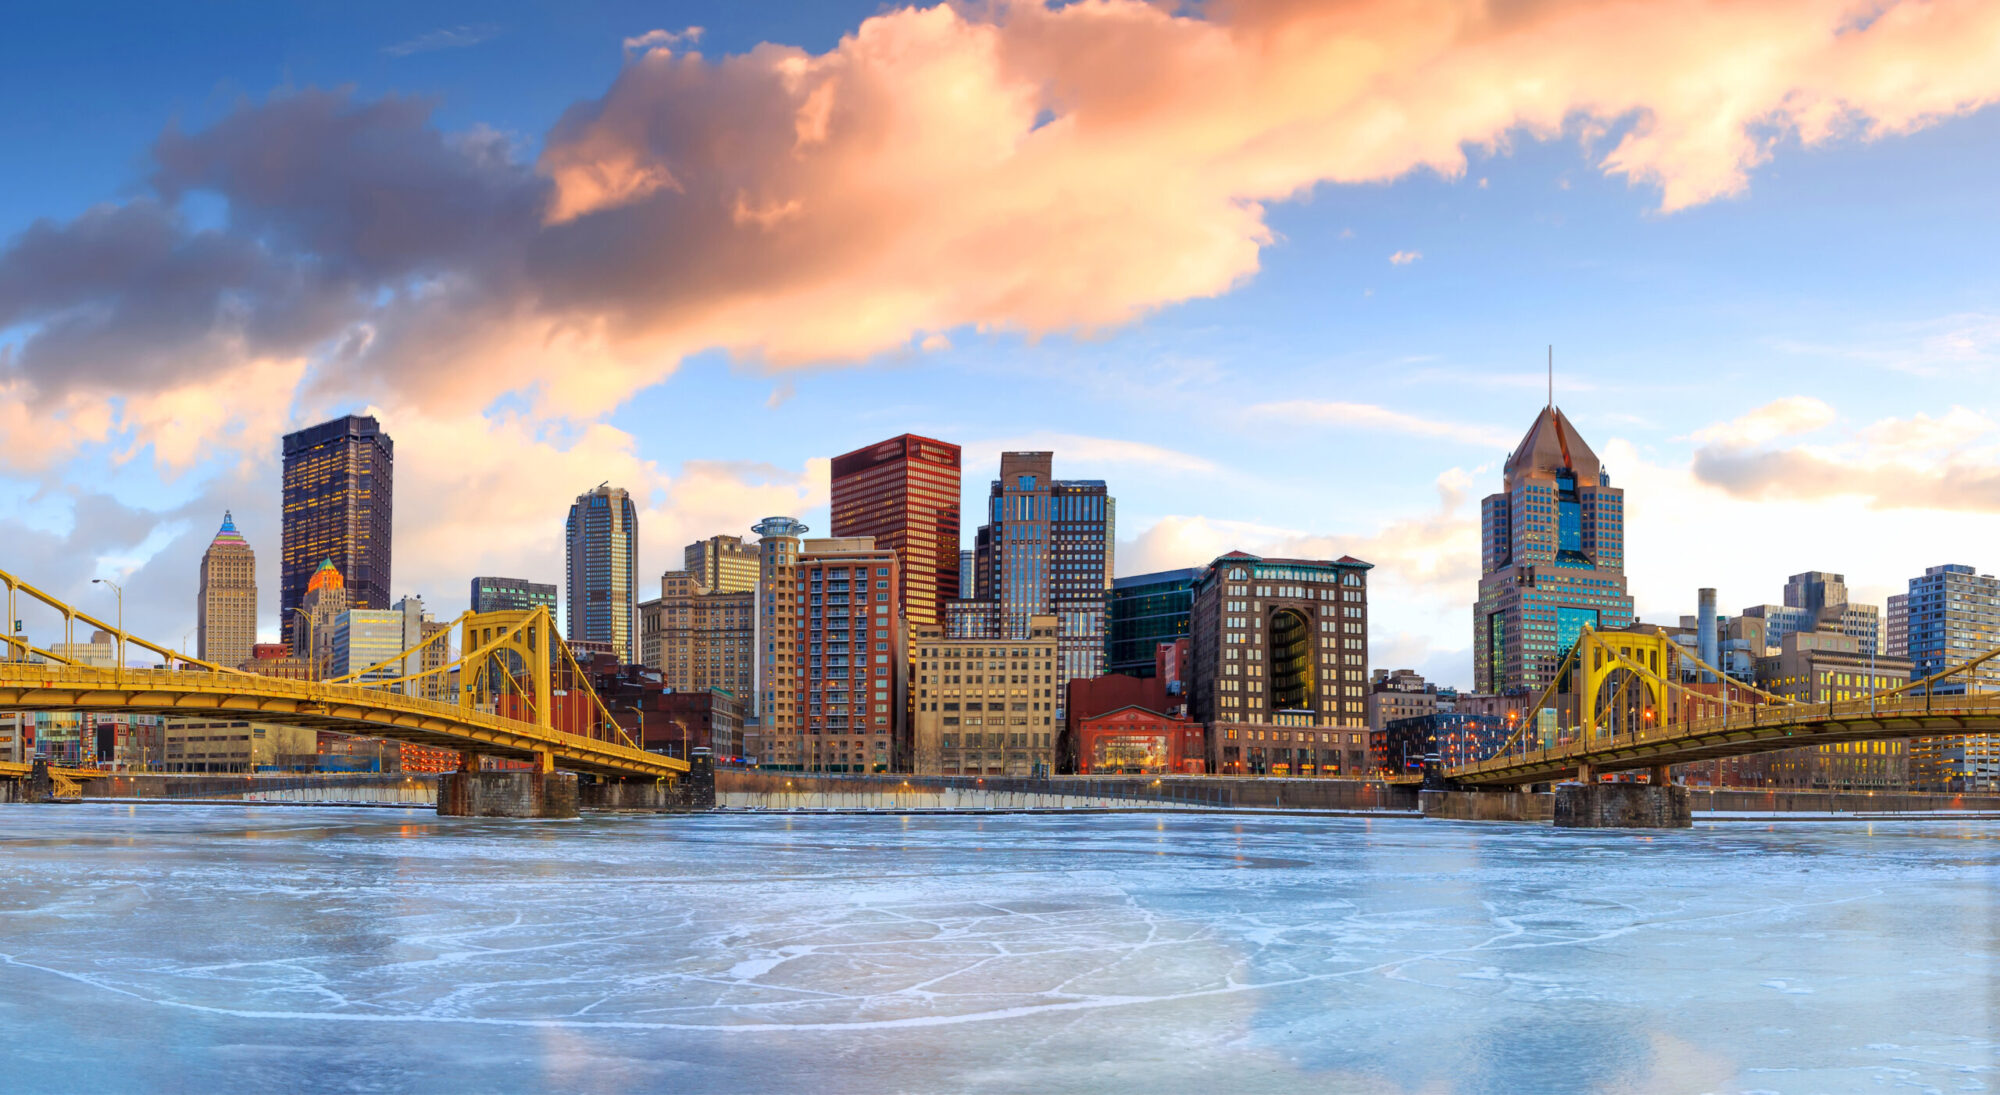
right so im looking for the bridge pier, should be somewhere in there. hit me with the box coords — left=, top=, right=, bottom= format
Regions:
left=1554, top=780, right=1691, bottom=828
left=437, top=766, right=579, bottom=819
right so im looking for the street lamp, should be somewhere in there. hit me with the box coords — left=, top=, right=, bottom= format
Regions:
left=91, top=578, right=123, bottom=688
left=624, top=704, right=646, bottom=751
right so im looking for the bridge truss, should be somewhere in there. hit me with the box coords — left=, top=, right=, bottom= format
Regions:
left=0, top=566, right=683, bottom=782
left=1446, top=624, right=1999, bottom=787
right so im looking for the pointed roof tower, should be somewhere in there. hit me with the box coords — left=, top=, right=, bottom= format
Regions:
left=1503, top=406, right=1603, bottom=485
left=208, top=510, right=249, bottom=549
left=306, top=558, right=345, bottom=596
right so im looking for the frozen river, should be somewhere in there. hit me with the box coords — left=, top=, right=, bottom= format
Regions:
left=2, top=806, right=1995, bottom=1094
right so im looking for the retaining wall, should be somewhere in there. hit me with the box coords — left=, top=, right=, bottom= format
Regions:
left=716, top=770, right=1420, bottom=812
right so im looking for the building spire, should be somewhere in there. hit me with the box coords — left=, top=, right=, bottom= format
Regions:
left=1547, top=345, right=1554, bottom=410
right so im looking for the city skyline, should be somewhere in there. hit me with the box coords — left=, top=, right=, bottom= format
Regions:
left=6, top=2, right=2000, bottom=689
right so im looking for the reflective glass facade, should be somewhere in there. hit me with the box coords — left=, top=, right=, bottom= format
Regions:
left=1105, top=568, right=1197, bottom=677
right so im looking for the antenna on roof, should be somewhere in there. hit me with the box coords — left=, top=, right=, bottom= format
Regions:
left=1547, top=345, right=1553, bottom=410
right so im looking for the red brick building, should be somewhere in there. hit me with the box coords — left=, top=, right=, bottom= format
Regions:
left=1061, top=641, right=1204, bottom=774
left=1072, top=705, right=1205, bottom=774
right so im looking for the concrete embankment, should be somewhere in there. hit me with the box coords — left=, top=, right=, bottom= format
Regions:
left=716, top=770, right=1419, bottom=813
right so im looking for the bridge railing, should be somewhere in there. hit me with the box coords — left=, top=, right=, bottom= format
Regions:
left=1452, top=689, right=2000, bottom=779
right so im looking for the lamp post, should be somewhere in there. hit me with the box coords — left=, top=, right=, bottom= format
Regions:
left=625, top=704, right=646, bottom=752
left=91, top=578, right=123, bottom=688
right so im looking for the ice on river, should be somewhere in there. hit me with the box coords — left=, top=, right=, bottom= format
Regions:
left=1, top=805, right=1995, bottom=1093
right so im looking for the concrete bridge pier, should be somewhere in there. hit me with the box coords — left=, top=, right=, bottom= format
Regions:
left=1554, top=764, right=1691, bottom=829
left=437, top=752, right=579, bottom=819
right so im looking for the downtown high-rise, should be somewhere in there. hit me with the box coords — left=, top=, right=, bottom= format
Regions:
left=966, top=452, right=1114, bottom=700
left=830, top=434, right=961, bottom=628
left=1473, top=404, right=1634, bottom=694
left=565, top=484, right=639, bottom=664
left=280, top=415, right=392, bottom=650
left=197, top=511, right=257, bottom=667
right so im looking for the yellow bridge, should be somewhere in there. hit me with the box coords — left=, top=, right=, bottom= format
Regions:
left=1439, top=625, right=1998, bottom=788
left=0, top=567, right=684, bottom=784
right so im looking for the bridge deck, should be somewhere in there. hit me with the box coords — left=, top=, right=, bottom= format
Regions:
left=1445, top=692, right=2000, bottom=786
left=0, top=665, right=684, bottom=781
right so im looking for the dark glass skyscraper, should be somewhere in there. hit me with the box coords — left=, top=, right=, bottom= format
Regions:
left=1106, top=568, right=1197, bottom=677
left=280, top=415, right=393, bottom=651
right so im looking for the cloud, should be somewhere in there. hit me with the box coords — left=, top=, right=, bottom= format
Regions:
left=963, top=433, right=1218, bottom=477
left=10, top=1, right=2000, bottom=423
left=1691, top=403, right=2000, bottom=511
left=623, top=27, right=702, bottom=55
left=1388, top=250, right=1422, bottom=265
left=9, top=0, right=2000, bottom=648
left=383, top=24, right=501, bottom=58
left=1687, top=396, right=1837, bottom=446
left=1244, top=400, right=1517, bottom=449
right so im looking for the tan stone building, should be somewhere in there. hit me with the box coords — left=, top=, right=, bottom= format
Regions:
left=198, top=511, right=258, bottom=668
left=752, top=518, right=808, bottom=766
left=163, top=719, right=318, bottom=772
left=685, top=534, right=760, bottom=594
left=639, top=571, right=754, bottom=699
left=912, top=615, right=1058, bottom=776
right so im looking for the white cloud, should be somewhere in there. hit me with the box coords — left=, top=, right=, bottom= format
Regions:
left=1389, top=250, right=1422, bottom=265
left=1244, top=400, right=1516, bottom=450
left=963, top=433, right=1218, bottom=477
left=622, top=27, right=702, bottom=54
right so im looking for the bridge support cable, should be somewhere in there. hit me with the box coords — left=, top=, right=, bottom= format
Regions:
left=0, top=566, right=241, bottom=673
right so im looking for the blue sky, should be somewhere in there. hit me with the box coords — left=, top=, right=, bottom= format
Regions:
left=5, top=0, right=2000, bottom=686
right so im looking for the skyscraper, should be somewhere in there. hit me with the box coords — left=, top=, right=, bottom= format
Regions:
left=830, top=434, right=961, bottom=628
left=565, top=484, right=640, bottom=664
left=280, top=415, right=392, bottom=649
left=968, top=452, right=1114, bottom=699
left=683, top=534, right=760, bottom=594
left=198, top=511, right=257, bottom=667
left=1473, top=404, right=1635, bottom=694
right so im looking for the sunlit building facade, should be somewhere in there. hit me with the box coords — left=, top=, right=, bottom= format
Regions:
left=911, top=615, right=1058, bottom=776
left=198, top=511, right=257, bottom=668
left=830, top=434, right=961, bottom=628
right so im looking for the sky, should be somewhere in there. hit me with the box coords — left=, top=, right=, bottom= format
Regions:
left=4, top=0, right=2000, bottom=688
